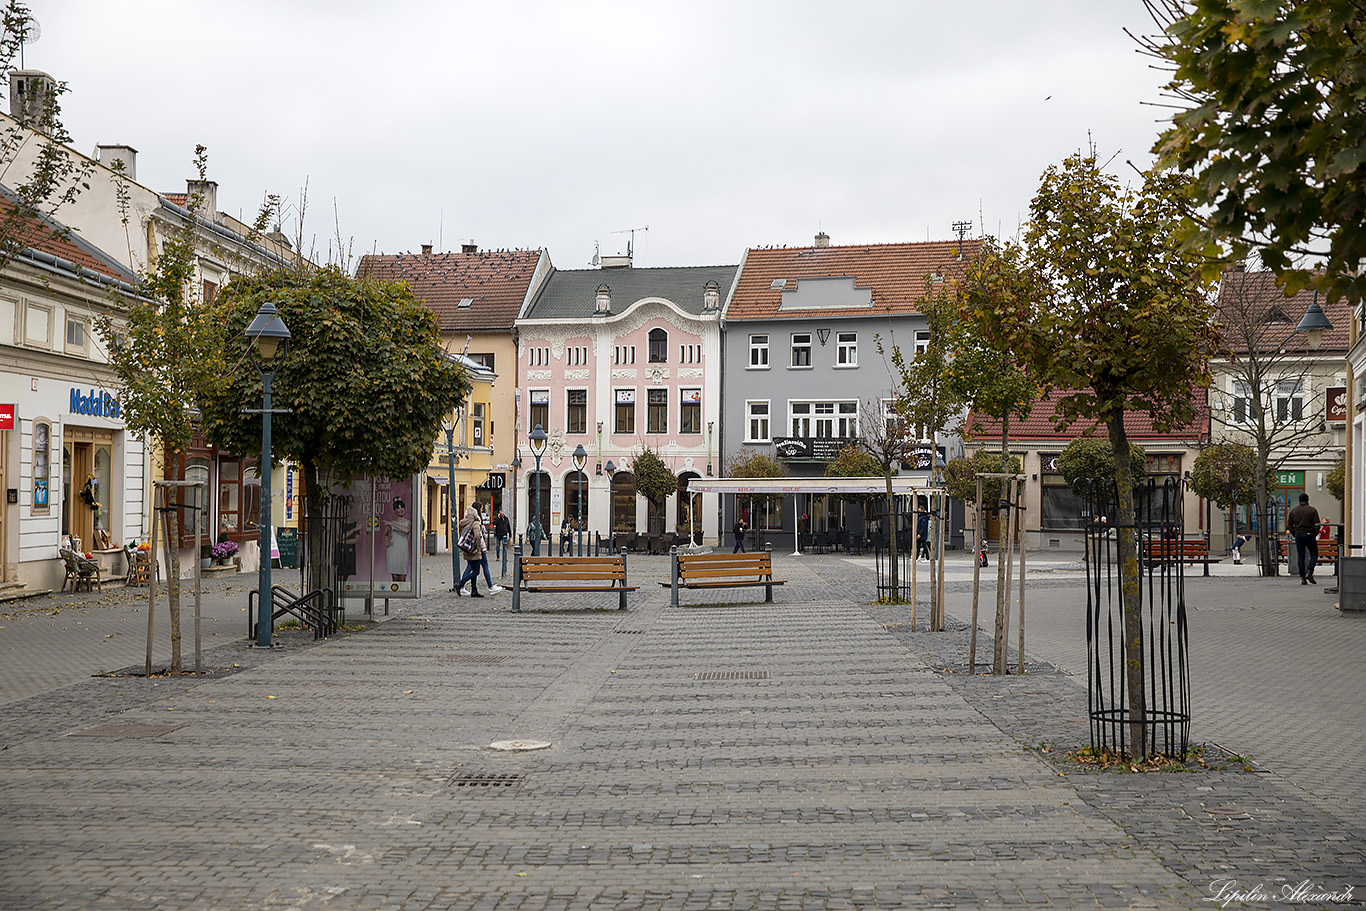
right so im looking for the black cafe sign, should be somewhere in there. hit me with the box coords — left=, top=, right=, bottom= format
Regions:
left=773, top=436, right=853, bottom=462
left=477, top=472, right=506, bottom=490
left=901, top=445, right=947, bottom=471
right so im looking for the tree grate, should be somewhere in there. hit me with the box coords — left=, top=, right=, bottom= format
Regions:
left=692, top=671, right=770, bottom=681
left=436, top=655, right=509, bottom=664
left=447, top=773, right=526, bottom=789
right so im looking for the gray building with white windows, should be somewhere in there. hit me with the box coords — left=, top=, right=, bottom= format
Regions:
left=718, top=236, right=980, bottom=549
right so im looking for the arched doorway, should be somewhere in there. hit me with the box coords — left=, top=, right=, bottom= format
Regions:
left=611, top=471, right=635, bottom=534
left=563, top=470, right=588, bottom=552
left=677, top=472, right=700, bottom=544
left=526, top=472, right=551, bottom=544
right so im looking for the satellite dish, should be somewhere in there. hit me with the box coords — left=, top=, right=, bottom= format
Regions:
left=20, top=18, right=40, bottom=68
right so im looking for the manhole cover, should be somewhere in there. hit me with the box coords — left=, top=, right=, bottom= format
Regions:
left=69, top=723, right=184, bottom=739
left=448, top=772, right=526, bottom=788
left=692, top=671, right=770, bottom=681
left=488, top=739, right=551, bottom=752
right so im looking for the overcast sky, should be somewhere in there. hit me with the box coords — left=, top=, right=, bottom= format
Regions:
left=28, top=1, right=1174, bottom=270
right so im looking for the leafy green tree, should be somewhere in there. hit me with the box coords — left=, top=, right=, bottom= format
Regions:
left=200, top=267, right=470, bottom=586
left=1025, top=152, right=1220, bottom=758
left=99, top=151, right=224, bottom=673
left=1191, top=442, right=1266, bottom=542
left=1145, top=1, right=1366, bottom=305
left=1057, top=438, right=1148, bottom=490
left=825, top=441, right=884, bottom=526
left=630, top=447, right=677, bottom=527
left=1325, top=455, right=1345, bottom=503
left=944, top=450, right=1024, bottom=506
left=726, top=451, right=788, bottom=542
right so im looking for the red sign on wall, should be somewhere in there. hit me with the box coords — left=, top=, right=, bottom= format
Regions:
left=1327, top=386, right=1347, bottom=423
left=0, top=403, right=14, bottom=431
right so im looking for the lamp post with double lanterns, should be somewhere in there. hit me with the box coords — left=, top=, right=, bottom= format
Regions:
left=244, top=301, right=291, bottom=648
left=529, top=424, right=547, bottom=555
left=573, top=444, right=587, bottom=555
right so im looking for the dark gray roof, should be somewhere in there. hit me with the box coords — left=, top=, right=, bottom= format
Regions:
left=523, top=263, right=737, bottom=320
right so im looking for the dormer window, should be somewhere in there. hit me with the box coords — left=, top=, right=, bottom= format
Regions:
left=595, top=284, right=611, bottom=314
left=703, top=280, right=720, bottom=311
left=648, top=328, right=668, bottom=363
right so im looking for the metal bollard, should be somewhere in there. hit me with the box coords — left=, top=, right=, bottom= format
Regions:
left=511, top=545, right=522, bottom=613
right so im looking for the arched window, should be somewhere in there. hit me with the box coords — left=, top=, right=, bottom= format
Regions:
left=611, top=471, right=635, bottom=532
left=526, top=472, right=551, bottom=540
left=563, top=470, right=588, bottom=530
left=648, top=328, right=668, bottom=363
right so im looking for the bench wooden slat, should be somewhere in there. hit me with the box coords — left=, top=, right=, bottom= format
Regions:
left=526, top=585, right=640, bottom=593
left=513, top=551, right=634, bottom=612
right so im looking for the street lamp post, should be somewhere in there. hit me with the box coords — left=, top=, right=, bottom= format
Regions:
left=572, top=444, right=587, bottom=556
left=605, top=460, right=617, bottom=553
left=529, top=424, right=547, bottom=556
left=244, top=301, right=291, bottom=649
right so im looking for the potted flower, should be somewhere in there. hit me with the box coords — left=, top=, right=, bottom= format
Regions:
left=200, top=544, right=212, bottom=569
left=210, top=540, right=239, bottom=565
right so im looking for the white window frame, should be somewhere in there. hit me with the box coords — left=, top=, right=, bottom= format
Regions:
left=789, top=399, right=859, bottom=438
left=748, top=334, right=769, bottom=369
left=1276, top=379, right=1305, bottom=423
left=1231, top=380, right=1254, bottom=425
left=790, top=332, right=812, bottom=368
left=528, top=388, right=550, bottom=431
left=680, top=388, right=702, bottom=434
left=65, top=315, right=88, bottom=356
left=646, top=388, right=668, bottom=434
left=566, top=388, right=588, bottom=435
left=745, top=400, right=771, bottom=443
left=836, top=331, right=858, bottom=367
left=613, top=388, right=636, bottom=434
left=914, top=331, right=930, bottom=354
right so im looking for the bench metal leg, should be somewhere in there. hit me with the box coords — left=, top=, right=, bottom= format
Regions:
left=670, top=546, right=680, bottom=609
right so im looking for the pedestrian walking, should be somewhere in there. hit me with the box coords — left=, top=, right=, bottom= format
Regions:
left=457, top=506, right=490, bottom=597
left=915, top=511, right=931, bottom=560
left=732, top=516, right=748, bottom=553
left=1287, top=493, right=1322, bottom=585
left=493, top=509, right=511, bottom=576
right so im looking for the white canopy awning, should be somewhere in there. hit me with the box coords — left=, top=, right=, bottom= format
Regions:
left=686, top=476, right=944, bottom=495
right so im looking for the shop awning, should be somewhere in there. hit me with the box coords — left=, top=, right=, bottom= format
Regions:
left=686, top=476, right=943, bottom=495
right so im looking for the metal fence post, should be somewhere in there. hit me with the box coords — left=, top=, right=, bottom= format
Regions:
left=670, top=545, right=680, bottom=609
left=511, top=544, right=523, bottom=613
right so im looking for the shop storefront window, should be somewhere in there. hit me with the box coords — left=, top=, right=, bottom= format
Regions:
left=32, top=422, right=50, bottom=513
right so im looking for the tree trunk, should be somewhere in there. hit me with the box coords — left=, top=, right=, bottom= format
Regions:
left=885, top=474, right=898, bottom=599
left=303, top=459, right=327, bottom=593
left=1254, top=461, right=1275, bottom=576
left=993, top=417, right=1011, bottom=673
left=164, top=486, right=182, bottom=673
left=1108, top=411, right=1148, bottom=759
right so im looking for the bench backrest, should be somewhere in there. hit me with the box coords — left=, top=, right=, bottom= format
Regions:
left=519, top=554, right=627, bottom=583
left=677, top=551, right=772, bottom=580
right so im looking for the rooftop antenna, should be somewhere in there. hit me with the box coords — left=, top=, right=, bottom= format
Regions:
left=20, top=17, right=39, bottom=69
left=611, top=225, right=649, bottom=259
left=953, top=220, right=973, bottom=245
left=439, top=209, right=443, bottom=254
left=591, top=240, right=600, bottom=267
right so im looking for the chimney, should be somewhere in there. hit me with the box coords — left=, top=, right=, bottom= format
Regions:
left=96, top=144, right=138, bottom=181
left=421, top=243, right=433, bottom=255
left=814, top=231, right=830, bottom=247
left=9, top=70, right=57, bottom=135
left=461, top=241, right=478, bottom=253
left=185, top=178, right=218, bottom=219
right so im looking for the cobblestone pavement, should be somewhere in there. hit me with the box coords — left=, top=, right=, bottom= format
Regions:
left=0, top=553, right=1361, bottom=909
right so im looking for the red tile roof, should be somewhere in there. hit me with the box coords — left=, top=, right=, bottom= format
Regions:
left=966, top=389, right=1208, bottom=442
left=726, top=240, right=983, bottom=320
left=1216, top=268, right=1351, bottom=354
left=163, top=193, right=189, bottom=208
left=0, top=194, right=132, bottom=284
left=356, top=249, right=544, bottom=332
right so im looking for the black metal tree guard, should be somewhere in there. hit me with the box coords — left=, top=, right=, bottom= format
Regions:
left=1082, top=476, right=1191, bottom=757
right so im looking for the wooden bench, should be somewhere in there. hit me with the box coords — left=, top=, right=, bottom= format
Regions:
left=1279, top=538, right=1340, bottom=573
left=663, top=547, right=787, bottom=607
left=1140, top=539, right=1216, bottom=566
left=511, top=546, right=637, bottom=612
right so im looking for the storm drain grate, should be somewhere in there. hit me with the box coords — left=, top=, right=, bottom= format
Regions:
left=68, top=723, right=184, bottom=739
left=692, top=671, right=770, bottom=681
left=436, top=655, right=509, bottom=664
left=614, top=629, right=647, bottom=634
left=448, top=773, right=526, bottom=789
